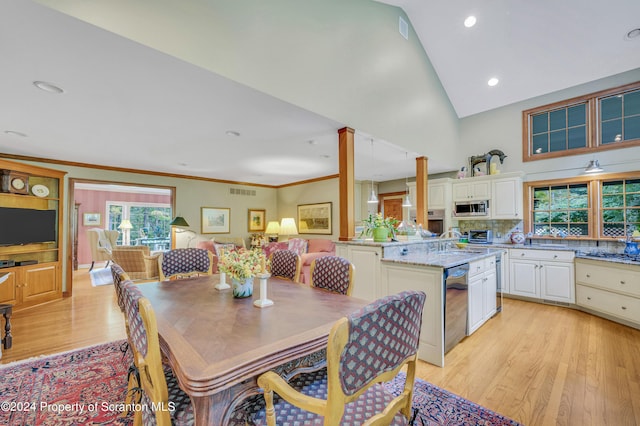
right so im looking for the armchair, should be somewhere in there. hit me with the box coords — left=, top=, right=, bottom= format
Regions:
left=111, top=246, right=160, bottom=281
left=86, top=229, right=119, bottom=271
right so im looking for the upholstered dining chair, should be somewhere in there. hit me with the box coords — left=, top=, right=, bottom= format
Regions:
left=309, top=256, right=355, bottom=296
left=268, top=249, right=301, bottom=283
left=121, top=281, right=194, bottom=426
left=253, top=290, right=426, bottom=425
left=158, top=248, right=213, bottom=281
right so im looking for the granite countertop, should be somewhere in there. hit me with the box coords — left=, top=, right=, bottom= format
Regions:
left=381, top=247, right=505, bottom=269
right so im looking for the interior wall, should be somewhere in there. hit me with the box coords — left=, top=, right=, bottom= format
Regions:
left=459, top=69, right=640, bottom=181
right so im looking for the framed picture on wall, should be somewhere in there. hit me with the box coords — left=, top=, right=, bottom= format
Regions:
left=201, top=207, right=230, bottom=234
left=247, top=209, right=266, bottom=232
left=83, top=212, right=101, bottom=226
left=297, top=202, right=332, bottom=234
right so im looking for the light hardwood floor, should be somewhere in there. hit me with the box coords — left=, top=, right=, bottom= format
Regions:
left=2, top=269, right=639, bottom=425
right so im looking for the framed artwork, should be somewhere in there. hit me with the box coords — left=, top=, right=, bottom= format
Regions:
left=297, top=202, right=332, bottom=235
left=201, top=207, right=230, bottom=234
left=248, top=209, right=266, bottom=232
left=83, top=212, right=101, bottom=226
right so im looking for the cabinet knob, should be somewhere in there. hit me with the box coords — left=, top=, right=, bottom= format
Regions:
left=621, top=306, right=627, bottom=310
left=586, top=274, right=591, bottom=278
left=539, top=264, right=543, bottom=268
left=521, top=253, right=525, bottom=257
left=587, top=297, right=592, bottom=300
left=553, top=255, right=558, bottom=259
left=620, top=281, right=625, bottom=285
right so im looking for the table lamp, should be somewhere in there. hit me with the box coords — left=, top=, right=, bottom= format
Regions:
left=278, top=218, right=298, bottom=242
left=265, top=221, right=280, bottom=242
left=118, top=219, right=133, bottom=245
left=169, top=216, right=190, bottom=249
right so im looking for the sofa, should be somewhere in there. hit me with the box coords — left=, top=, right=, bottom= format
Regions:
left=196, top=236, right=246, bottom=273
left=262, top=238, right=335, bottom=284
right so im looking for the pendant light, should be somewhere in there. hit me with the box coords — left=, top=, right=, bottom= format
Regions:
left=402, top=152, right=412, bottom=207
left=367, top=139, right=379, bottom=204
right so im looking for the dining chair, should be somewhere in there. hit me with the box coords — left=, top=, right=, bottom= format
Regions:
left=253, top=290, right=426, bottom=425
left=121, top=282, right=194, bottom=426
left=268, top=249, right=302, bottom=282
left=158, top=248, right=213, bottom=281
left=309, top=256, right=355, bottom=296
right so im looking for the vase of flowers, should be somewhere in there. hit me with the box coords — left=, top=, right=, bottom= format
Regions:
left=360, top=213, right=399, bottom=242
left=218, top=248, right=266, bottom=298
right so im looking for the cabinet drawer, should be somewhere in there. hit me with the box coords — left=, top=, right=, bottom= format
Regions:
left=469, top=256, right=496, bottom=277
left=510, top=249, right=574, bottom=262
left=577, top=284, right=640, bottom=324
left=576, top=261, right=640, bottom=298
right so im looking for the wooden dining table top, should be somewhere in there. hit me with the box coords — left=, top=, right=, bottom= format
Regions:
left=136, top=275, right=369, bottom=397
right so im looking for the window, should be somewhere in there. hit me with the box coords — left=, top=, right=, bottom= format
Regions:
left=523, top=81, right=640, bottom=161
left=601, top=178, right=640, bottom=238
left=107, top=202, right=172, bottom=249
left=531, top=184, right=589, bottom=237
left=525, top=172, right=640, bottom=240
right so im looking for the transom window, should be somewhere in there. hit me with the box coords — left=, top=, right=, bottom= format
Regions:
left=523, top=81, right=640, bottom=161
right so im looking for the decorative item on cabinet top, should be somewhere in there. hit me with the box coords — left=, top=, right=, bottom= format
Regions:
left=1, top=169, right=29, bottom=195
left=468, top=150, right=507, bottom=177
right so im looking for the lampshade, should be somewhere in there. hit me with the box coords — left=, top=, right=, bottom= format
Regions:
left=367, top=187, right=379, bottom=204
left=402, top=193, right=412, bottom=207
left=265, top=221, right=280, bottom=235
left=584, top=159, right=603, bottom=173
left=279, top=218, right=298, bottom=236
left=118, top=219, right=133, bottom=230
left=170, top=216, right=190, bottom=227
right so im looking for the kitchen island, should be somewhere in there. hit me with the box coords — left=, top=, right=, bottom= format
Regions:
left=336, top=239, right=504, bottom=367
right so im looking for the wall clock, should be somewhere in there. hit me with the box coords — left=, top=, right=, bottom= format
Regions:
left=1, top=170, right=29, bottom=194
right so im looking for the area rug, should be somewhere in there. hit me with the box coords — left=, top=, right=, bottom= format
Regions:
left=0, top=340, right=132, bottom=425
left=385, top=372, right=523, bottom=426
left=90, top=267, right=113, bottom=287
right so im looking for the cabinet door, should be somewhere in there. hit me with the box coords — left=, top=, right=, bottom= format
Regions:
left=540, top=261, right=575, bottom=303
left=467, top=274, right=484, bottom=334
left=483, top=270, right=497, bottom=319
left=452, top=182, right=471, bottom=201
left=0, top=269, right=18, bottom=304
left=471, top=181, right=491, bottom=200
left=20, top=264, right=59, bottom=307
left=492, top=177, right=522, bottom=219
left=347, top=246, right=381, bottom=302
left=510, top=259, right=539, bottom=298
left=428, top=183, right=446, bottom=209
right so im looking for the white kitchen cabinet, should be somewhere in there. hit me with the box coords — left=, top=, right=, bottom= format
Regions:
left=381, top=263, right=444, bottom=367
left=509, top=249, right=575, bottom=303
left=336, top=244, right=381, bottom=302
left=575, top=259, right=640, bottom=327
left=491, top=175, right=523, bottom=219
left=452, top=179, right=491, bottom=201
left=467, top=256, right=497, bottom=335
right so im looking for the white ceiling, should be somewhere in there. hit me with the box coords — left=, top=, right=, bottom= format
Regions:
left=1, top=1, right=639, bottom=186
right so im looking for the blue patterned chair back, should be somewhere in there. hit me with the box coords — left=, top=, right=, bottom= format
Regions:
left=310, top=256, right=354, bottom=295
left=269, top=249, right=301, bottom=282
left=110, top=263, right=130, bottom=312
left=159, top=248, right=213, bottom=280
left=337, top=290, right=426, bottom=396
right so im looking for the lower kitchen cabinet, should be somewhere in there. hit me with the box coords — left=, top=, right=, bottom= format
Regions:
left=575, top=258, right=640, bottom=327
left=335, top=244, right=381, bottom=302
left=509, top=249, right=575, bottom=303
left=0, top=263, right=60, bottom=309
left=468, top=256, right=497, bottom=335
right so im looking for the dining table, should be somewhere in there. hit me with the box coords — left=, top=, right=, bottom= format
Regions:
left=136, top=274, right=369, bottom=425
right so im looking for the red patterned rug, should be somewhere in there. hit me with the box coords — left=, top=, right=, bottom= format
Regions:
left=0, top=340, right=133, bottom=425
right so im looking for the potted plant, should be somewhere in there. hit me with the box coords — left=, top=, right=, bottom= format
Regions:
left=359, top=213, right=399, bottom=242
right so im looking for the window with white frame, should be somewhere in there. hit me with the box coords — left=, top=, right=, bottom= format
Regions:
left=107, top=202, right=172, bottom=249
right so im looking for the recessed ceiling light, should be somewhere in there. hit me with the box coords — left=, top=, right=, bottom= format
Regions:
left=33, top=81, right=64, bottom=94
left=307, top=140, right=317, bottom=145
left=487, top=77, right=499, bottom=87
left=625, top=28, right=640, bottom=40
left=320, top=154, right=330, bottom=159
left=4, top=130, right=27, bottom=137
left=464, top=16, right=477, bottom=28
left=225, top=130, right=240, bottom=137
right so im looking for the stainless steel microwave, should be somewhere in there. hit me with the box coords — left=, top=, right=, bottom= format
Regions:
left=453, top=200, right=489, bottom=217
left=469, top=229, right=494, bottom=244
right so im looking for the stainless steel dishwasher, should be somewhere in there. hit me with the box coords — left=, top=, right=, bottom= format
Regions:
left=444, top=263, right=469, bottom=354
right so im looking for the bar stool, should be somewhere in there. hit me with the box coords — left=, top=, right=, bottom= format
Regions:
left=0, top=304, right=12, bottom=357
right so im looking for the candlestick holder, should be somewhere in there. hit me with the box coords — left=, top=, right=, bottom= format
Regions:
left=215, top=271, right=230, bottom=290
left=253, top=272, right=273, bottom=308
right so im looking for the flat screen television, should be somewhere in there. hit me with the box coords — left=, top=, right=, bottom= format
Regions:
left=0, top=207, right=57, bottom=246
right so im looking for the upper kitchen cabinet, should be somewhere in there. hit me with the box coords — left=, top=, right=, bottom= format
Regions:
left=452, top=179, right=491, bottom=201
left=491, top=173, right=524, bottom=220
left=408, top=178, right=452, bottom=210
